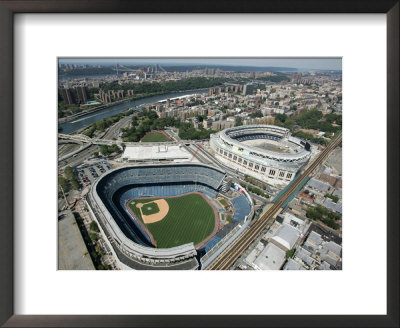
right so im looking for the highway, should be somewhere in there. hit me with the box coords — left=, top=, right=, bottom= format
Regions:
left=58, top=143, right=81, bottom=157
left=102, top=116, right=131, bottom=140
left=59, top=145, right=99, bottom=167
left=58, top=117, right=129, bottom=166
left=206, top=132, right=342, bottom=270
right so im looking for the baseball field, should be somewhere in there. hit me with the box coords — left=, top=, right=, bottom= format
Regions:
left=140, top=131, right=171, bottom=142
left=128, top=193, right=216, bottom=248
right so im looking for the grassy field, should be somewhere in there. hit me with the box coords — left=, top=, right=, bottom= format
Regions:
left=128, top=194, right=215, bottom=248
left=141, top=131, right=171, bottom=142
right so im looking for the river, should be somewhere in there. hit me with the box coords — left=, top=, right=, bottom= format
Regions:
left=59, top=88, right=208, bottom=134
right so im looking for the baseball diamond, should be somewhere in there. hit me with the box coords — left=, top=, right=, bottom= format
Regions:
left=88, top=163, right=254, bottom=270
left=140, top=130, right=172, bottom=142
left=128, top=193, right=216, bottom=248
left=137, top=201, right=161, bottom=216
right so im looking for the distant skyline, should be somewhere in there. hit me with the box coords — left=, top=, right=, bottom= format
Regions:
left=59, top=58, right=341, bottom=71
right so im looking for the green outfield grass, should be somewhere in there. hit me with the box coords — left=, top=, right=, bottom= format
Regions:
left=128, top=194, right=215, bottom=248
left=141, top=131, right=171, bottom=142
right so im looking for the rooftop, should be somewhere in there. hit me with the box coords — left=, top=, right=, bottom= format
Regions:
left=254, top=243, right=286, bottom=270
left=283, top=258, right=305, bottom=270
left=307, top=178, right=331, bottom=193
left=271, top=223, right=301, bottom=250
left=122, top=145, right=193, bottom=162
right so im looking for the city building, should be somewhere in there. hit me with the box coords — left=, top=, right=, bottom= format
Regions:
left=243, top=84, right=255, bottom=96
left=59, top=87, right=73, bottom=105
left=76, top=86, right=88, bottom=103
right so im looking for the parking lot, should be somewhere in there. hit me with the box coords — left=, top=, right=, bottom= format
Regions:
left=76, top=160, right=112, bottom=187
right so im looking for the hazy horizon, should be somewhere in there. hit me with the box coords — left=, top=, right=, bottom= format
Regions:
left=59, top=58, right=342, bottom=71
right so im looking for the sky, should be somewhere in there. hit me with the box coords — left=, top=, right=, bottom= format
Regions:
left=59, top=58, right=342, bottom=71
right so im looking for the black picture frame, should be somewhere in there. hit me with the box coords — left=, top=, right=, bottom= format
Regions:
left=0, top=1, right=398, bottom=327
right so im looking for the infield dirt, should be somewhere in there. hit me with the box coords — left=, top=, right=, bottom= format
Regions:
left=136, top=199, right=169, bottom=224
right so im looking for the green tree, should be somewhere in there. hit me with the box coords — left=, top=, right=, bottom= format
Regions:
left=100, top=77, right=229, bottom=95
left=64, top=166, right=79, bottom=190
left=89, top=232, right=98, bottom=241
left=275, top=113, right=287, bottom=123
left=286, top=249, right=296, bottom=259
left=235, top=118, right=243, bottom=126
left=90, top=221, right=99, bottom=232
left=95, top=245, right=104, bottom=256
left=58, top=176, right=70, bottom=192
left=64, top=166, right=74, bottom=179
left=250, top=111, right=263, bottom=118
left=99, top=145, right=110, bottom=156
left=325, top=193, right=339, bottom=203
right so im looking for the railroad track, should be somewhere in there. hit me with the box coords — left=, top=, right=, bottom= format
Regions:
left=206, top=132, right=342, bottom=270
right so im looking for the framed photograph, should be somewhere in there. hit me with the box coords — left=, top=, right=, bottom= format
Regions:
left=0, top=1, right=398, bottom=327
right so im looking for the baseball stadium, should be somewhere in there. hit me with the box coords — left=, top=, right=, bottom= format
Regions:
left=210, top=125, right=312, bottom=185
left=87, top=163, right=254, bottom=270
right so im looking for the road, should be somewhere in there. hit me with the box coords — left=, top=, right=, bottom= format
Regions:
left=102, top=116, right=132, bottom=140
left=59, top=145, right=99, bottom=167
left=58, top=143, right=80, bottom=157
left=58, top=115, right=133, bottom=167
left=206, top=132, right=342, bottom=270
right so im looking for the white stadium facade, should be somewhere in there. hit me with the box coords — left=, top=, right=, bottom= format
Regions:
left=210, top=125, right=312, bottom=185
